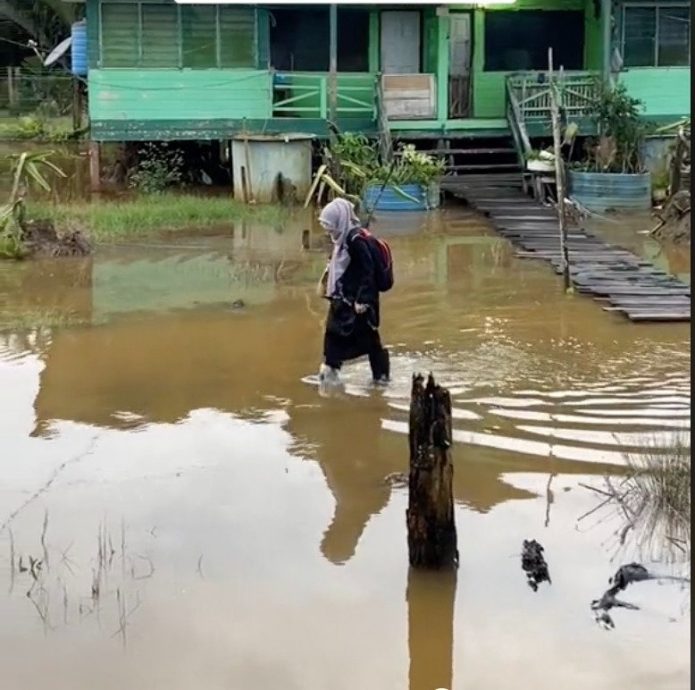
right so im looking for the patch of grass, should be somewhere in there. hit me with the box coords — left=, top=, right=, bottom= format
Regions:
left=621, top=433, right=691, bottom=560
left=580, top=432, right=691, bottom=567
left=0, top=308, right=88, bottom=333
left=0, top=116, right=75, bottom=143
left=28, top=194, right=287, bottom=242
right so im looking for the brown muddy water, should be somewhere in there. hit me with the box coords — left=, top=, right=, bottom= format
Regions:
left=0, top=207, right=690, bottom=690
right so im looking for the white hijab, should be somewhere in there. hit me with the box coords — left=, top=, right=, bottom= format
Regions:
left=319, top=198, right=360, bottom=298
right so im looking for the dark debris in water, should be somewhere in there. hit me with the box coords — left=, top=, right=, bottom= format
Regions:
left=521, top=539, right=551, bottom=592
left=590, top=562, right=690, bottom=630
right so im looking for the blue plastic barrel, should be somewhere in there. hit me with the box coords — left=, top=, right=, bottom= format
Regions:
left=71, top=20, right=88, bottom=76
left=363, top=183, right=434, bottom=212
left=568, top=171, right=651, bottom=212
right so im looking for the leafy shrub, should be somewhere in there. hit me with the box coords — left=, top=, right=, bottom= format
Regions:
left=575, top=82, right=650, bottom=174
left=327, top=135, right=444, bottom=195
left=128, top=143, right=184, bottom=194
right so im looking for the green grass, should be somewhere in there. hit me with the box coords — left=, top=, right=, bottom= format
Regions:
left=28, top=194, right=287, bottom=242
left=622, top=433, right=691, bottom=558
left=0, top=116, right=75, bottom=143
left=0, top=308, right=89, bottom=333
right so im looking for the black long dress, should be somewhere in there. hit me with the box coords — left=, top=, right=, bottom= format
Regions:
left=323, top=230, right=388, bottom=379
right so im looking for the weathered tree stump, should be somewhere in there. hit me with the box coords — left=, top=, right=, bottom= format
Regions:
left=407, top=374, right=458, bottom=569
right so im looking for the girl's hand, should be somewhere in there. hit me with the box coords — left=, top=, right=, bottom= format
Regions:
left=354, top=302, right=368, bottom=314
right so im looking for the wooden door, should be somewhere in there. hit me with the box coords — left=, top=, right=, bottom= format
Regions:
left=448, top=13, right=472, bottom=118
left=381, top=11, right=421, bottom=74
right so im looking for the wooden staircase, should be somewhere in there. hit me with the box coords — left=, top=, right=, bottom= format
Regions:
left=435, top=135, right=521, bottom=180
left=393, top=133, right=523, bottom=188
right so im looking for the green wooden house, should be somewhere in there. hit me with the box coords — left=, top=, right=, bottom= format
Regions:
left=79, top=0, right=690, bottom=172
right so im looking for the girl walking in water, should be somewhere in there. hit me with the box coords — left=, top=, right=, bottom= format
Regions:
left=317, top=198, right=390, bottom=386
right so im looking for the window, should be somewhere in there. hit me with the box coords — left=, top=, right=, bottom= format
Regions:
left=338, top=10, right=369, bottom=72
left=141, top=5, right=178, bottom=68
left=623, top=4, right=691, bottom=67
left=220, top=8, right=256, bottom=68
left=484, top=11, right=585, bottom=72
left=101, top=3, right=138, bottom=67
left=269, top=8, right=369, bottom=72
left=98, top=2, right=257, bottom=69
left=181, top=6, right=217, bottom=68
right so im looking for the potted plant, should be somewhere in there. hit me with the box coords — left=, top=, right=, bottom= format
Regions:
left=526, top=148, right=555, bottom=173
left=362, top=145, right=445, bottom=212
left=568, top=82, right=652, bottom=212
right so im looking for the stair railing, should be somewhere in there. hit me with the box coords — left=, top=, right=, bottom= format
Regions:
left=505, top=77, right=533, bottom=169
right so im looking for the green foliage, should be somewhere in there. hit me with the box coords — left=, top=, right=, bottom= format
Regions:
left=128, top=143, right=184, bottom=195
left=651, top=168, right=671, bottom=191
left=0, top=149, right=66, bottom=260
left=1, top=0, right=79, bottom=48
left=18, top=58, right=75, bottom=116
left=28, top=194, right=286, bottom=241
left=578, top=82, right=649, bottom=174
left=323, top=134, right=444, bottom=199
left=0, top=115, right=75, bottom=142
left=332, top=133, right=379, bottom=176
left=385, top=145, right=445, bottom=186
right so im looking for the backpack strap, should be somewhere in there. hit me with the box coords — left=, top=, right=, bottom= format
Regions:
left=347, top=226, right=365, bottom=243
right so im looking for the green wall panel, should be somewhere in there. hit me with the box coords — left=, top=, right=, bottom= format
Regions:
left=620, top=68, right=691, bottom=118
left=89, top=69, right=272, bottom=122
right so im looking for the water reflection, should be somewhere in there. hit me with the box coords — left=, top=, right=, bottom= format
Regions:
left=407, top=569, right=456, bottom=690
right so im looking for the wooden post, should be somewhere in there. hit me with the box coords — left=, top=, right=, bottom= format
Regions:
left=407, top=569, right=456, bottom=690
left=328, top=3, right=338, bottom=140
left=670, top=126, right=686, bottom=194
left=89, top=140, right=101, bottom=193
left=601, top=0, right=612, bottom=84
left=240, top=165, right=249, bottom=204
left=548, top=49, right=571, bottom=291
left=407, top=374, right=458, bottom=569
left=7, top=67, right=16, bottom=112
left=72, top=78, right=83, bottom=132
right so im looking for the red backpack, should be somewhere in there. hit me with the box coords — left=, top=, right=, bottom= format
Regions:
left=351, top=228, right=394, bottom=293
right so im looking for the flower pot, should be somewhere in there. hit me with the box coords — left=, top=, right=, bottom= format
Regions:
left=363, top=182, right=439, bottom=212
left=526, top=159, right=555, bottom=173
left=568, top=171, right=652, bottom=212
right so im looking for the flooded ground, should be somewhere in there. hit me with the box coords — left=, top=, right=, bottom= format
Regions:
left=587, top=212, right=691, bottom=285
left=0, top=206, right=690, bottom=689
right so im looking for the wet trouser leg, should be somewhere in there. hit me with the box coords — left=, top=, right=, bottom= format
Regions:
left=368, top=332, right=390, bottom=381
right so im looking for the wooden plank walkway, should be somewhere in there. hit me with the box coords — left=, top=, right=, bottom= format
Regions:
left=443, top=178, right=691, bottom=323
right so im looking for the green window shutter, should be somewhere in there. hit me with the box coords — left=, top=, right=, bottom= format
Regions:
left=623, top=6, right=657, bottom=67
left=181, top=6, right=217, bottom=68
left=142, top=4, right=179, bottom=68
left=219, top=7, right=256, bottom=68
left=86, top=0, right=100, bottom=68
left=256, top=9, right=270, bottom=69
left=658, top=6, right=690, bottom=67
left=101, top=3, right=139, bottom=67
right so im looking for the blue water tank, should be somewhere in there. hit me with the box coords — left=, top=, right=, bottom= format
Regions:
left=71, top=20, right=88, bottom=76
left=363, top=183, right=438, bottom=212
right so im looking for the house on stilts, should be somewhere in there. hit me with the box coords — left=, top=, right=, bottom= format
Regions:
left=74, top=0, right=691, bottom=189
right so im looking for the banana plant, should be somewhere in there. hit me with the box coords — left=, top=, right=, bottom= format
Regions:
left=0, top=149, right=66, bottom=260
